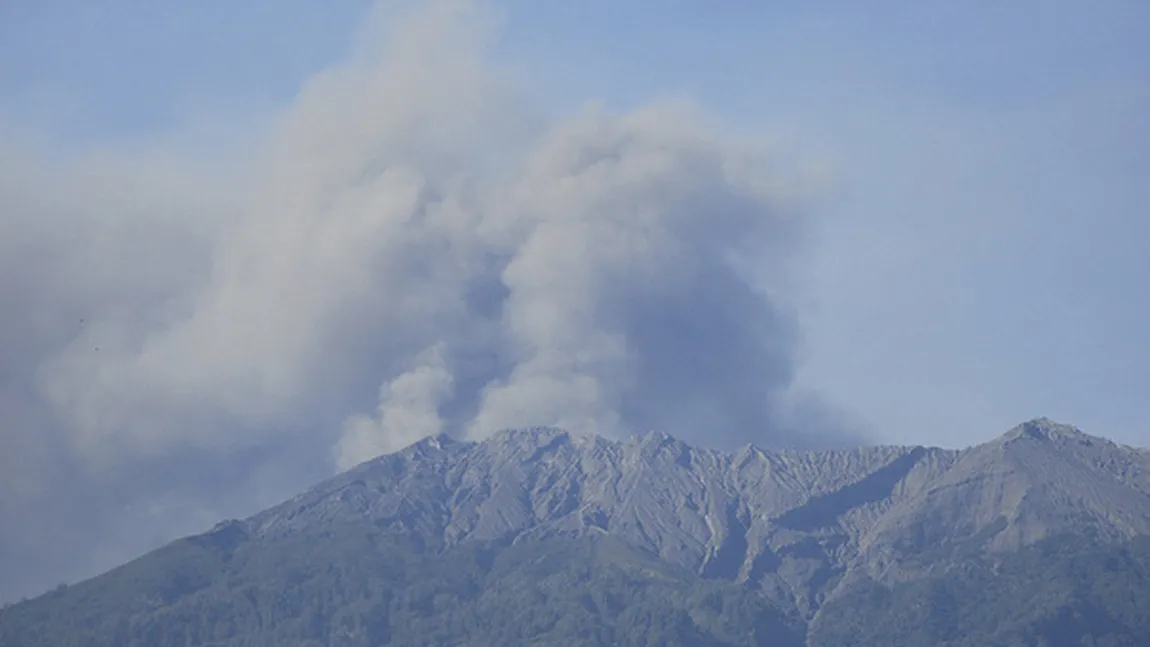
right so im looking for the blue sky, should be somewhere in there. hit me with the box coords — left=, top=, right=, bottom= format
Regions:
left=6, top=0, right=1145, bottom=447
left=506, top=0, right=1150, bottom=449
left=0, top=0, right=1148, bottom=602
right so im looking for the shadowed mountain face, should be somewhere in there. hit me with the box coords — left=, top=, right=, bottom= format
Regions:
left=3, top=418, right=1150, bottom=646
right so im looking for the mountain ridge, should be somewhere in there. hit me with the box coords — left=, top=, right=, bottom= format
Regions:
left=3, top=417, right=1149, bottom=646
left=236, top=418, right=1149, bottom=616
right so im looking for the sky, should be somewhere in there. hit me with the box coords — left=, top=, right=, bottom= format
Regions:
left=1, top=0, right=1147, bottom=603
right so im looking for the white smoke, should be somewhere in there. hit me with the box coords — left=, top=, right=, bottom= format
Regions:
left=0, top=0, right=859, bottom=603
left=335, top=343, right=455, bottom=469
left=20, top=1, right=830, bottom=467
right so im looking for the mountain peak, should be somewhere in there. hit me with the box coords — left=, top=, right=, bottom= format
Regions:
left=635, top=428, right=677, bottom=446
left=397, top=432, right=467, bottom=459
left=486, top=426, right=573, bottom=447
left=7, top=419, right=1150, bottom=647
left=999, top=417, right=1089, bottom=444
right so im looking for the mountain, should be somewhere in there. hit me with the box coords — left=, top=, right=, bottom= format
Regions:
left=2, top=418, right=1149, bottom=646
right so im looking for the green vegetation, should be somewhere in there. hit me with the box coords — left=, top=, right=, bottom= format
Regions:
left=2, top=521, right=1148, bottom=646
left=811, top=535, right=1150, bottom=647
left=0, top=523, right=803, bottom=647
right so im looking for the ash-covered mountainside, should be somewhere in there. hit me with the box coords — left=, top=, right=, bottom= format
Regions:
left=3, top=418, right=1150, bottom=647
left=249, top=418, right=1150, bottom=613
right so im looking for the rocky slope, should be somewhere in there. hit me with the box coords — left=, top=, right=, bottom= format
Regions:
left=2, top=418, right=1148, bottom=646
left=248, top=417, right=1150, bottom=616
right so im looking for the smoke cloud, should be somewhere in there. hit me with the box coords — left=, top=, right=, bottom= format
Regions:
left=0, top=0, right=861, bottom=603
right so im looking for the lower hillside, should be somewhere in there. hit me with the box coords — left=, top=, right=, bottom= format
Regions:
left=0, top=523, right=805, bottom=647
left=811, top=535, right=1150, bottom=647
left=3, top=424, right=1149, bottom=645
left=3, top=522, right=1150, bottom=646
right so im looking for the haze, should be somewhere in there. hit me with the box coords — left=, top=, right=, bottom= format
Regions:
left=1, top=0, right=1146, bottom=604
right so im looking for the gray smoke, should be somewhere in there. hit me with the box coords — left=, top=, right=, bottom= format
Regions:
left=0, top=0, right=862, bottom=604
